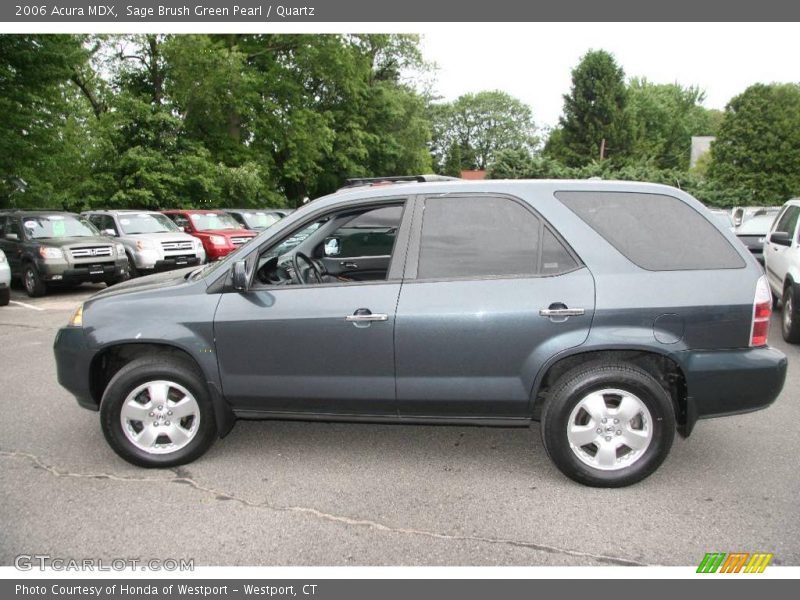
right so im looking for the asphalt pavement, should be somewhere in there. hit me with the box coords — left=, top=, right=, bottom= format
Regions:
left=1, top=283, right=798, bottom=567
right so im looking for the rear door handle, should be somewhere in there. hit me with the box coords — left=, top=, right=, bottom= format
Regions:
left=539, top=307, right=585, bottom=317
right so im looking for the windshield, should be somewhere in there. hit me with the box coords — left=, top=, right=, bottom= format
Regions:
left=23, top=215, right=97, bottom=239
left=242, top=211, right=281, bottom=230
left=191, top=213, right=241, bottom=231
left=119, top=213, right=180, bottom=235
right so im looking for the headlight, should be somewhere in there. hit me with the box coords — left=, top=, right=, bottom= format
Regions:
left=209, top=235, right=227, bottom=246
left=39, top=246, right=64, bottom=260
left=136, top=240, right=155, bottom=251
left=68, top=304, right=83, bottom=327
left=115, top=243, right=126, bottom=258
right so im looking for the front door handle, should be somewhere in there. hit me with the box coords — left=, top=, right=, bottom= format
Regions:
left=345, top=309, right=389, bottom=323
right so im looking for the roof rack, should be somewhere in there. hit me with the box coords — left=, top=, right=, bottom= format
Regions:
left=339, top=174, right=461, bottom=190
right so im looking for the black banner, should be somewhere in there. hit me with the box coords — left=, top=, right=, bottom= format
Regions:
left=3, top=0, right=800, bottom=22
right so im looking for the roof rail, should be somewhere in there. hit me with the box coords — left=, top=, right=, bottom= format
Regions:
left=339, top=174, right=461, bottom=190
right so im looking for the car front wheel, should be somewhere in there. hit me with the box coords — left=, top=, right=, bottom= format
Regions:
left=23, top=264, right=47, bottom=297
left=100, top=356, right=217, bottom=467
left=541, top=362, right=675, bottom=487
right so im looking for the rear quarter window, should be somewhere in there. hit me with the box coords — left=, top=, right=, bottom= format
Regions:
left=556, top=191, right=745, bottom=270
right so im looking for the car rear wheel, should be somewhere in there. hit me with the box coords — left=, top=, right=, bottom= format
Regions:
left=781, top=284, right=800, bottom=343
left=541, top=362, right=675, bottom=487
left=0, top=287, right=9, bottom=306
left=23, top=264, right=47, bottom=297
left=100, top=356, right=217, bottom=467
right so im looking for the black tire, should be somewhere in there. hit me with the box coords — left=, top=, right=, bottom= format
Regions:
left=781, top=284, right=800, bottom=343
left=125, top=252, right=139, bottom=278
left=541, top=362, right=675, bottom=488
left=100, top=355, right=218, bottom=468
left=0, top=287, right=9, bottom=306
left=23, top=263, right=47, bottom=297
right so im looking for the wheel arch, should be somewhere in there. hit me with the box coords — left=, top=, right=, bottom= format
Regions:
left=89, top=341, right=235, bottom=437
left=531, top=347, right=691, bottom=436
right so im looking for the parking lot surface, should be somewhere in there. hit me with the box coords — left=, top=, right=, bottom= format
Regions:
left=1, top=284, right=799, bottom=567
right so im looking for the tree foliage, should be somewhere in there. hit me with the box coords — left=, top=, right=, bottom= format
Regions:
left=0, top=33, right=433, bottom=210
left=547, top=50, right=632, bottom=166
left=431, top=90, right=538, bottom=172
left=708, top=83, right=800, bottom=205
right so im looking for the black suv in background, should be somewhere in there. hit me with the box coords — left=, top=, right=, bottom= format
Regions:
left=0, top=210, right=128, bottom=297
left=54, top=180, right=787, bottom=487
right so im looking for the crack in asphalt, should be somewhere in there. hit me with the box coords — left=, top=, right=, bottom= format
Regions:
left=0, top=449, right=646, bottom=566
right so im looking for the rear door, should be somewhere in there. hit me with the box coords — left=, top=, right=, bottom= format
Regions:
left=394, top=194, right=595, bottom=419
left=765, top=205, right=800, bottom=291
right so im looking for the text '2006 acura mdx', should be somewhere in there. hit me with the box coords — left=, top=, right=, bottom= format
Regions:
left=54, top=179, right=787, bottom=487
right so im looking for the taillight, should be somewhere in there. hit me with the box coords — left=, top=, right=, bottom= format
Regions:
left=751, top=276, right=772, bottom=347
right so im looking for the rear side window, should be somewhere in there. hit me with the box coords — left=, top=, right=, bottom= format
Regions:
left=556, top=191, right=745, bottom=270
left=417, top=196, right=577, bottom=280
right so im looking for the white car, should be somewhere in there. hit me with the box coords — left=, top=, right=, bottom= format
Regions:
left=763, top=198, right=800, bottom=342
left=0, top=248, right=10, bottom=306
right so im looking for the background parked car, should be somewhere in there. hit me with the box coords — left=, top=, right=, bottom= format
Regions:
left=708, top=209, right=735, bottom=230
left=764, top=198, right=800, bottom=342
left=83, top=210, right=205, bottom=277
left=162, top=209, right=257, bottom=261
left=223, top=209, right=284, bottom=231
left=0, top=248, right=10, bottom=306
left=735, top=213, right=777, bottom=265
left=0, top=210, right=127, bottom=297
left=731, top=206, right=780, bottom=228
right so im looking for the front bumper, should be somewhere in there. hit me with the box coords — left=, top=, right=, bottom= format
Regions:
left=39, top=259, right=128, bottom=284
left=677, top=346, right=787, bottom=435
left=53, top=326, right=96, bottom=410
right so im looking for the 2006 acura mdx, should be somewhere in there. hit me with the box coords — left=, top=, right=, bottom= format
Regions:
left=53, top=179, right=787, bottom=487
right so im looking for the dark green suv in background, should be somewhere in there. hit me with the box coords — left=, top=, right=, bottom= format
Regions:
left=0, top=210, right=129, bottom=297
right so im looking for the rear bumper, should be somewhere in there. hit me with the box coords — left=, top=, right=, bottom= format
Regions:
left=53, top=326, right=97, bottom=410
left=676, top=346, right=787, bottom=435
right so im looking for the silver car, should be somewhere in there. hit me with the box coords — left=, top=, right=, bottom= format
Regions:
left=83, top=210, right=206, bottom=277
left=0, top=248, right=10, bottom=306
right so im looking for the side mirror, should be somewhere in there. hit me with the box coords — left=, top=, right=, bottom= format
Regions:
left=769, top=231, right=792, bottom=247
left=324, top=237, right=341, bottom=257
left=232, top=260, right=249, bottom=291
left=102, top=229, right=117, bottom=237
left=5, top=233, right=18, bottom=241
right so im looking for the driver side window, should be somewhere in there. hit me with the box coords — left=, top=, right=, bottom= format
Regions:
left=254, top=202, right=406, bottom=287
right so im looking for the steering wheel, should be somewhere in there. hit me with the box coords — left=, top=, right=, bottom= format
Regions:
left=292, top=252, right=324, bottom=285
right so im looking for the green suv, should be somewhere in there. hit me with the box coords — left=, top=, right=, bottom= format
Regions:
left=0, top=210, right=128, bottom=297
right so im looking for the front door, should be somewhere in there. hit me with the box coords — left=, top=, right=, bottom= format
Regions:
left=213, top=200, right=410, bottom=416
left=766, top=205, right=800, bottom=291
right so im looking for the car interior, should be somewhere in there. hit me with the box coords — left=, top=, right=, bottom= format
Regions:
left=254, top=203, right=404, bottom=287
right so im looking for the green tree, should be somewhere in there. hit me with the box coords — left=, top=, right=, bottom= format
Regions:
left=627, top=78, right=721, bottom=170
left=431, top=90, right=538, bottom=171
left=549, top=50, right=632, bottom=166
left=0, top=35, right=92, bottom=207
left=708, top=83, right=800, bottom=205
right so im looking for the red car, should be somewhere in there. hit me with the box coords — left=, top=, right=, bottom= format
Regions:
left=161, top=210, right=257, bottom=261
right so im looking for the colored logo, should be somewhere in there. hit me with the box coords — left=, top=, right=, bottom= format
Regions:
left=697, top=552, right=773, bottom=573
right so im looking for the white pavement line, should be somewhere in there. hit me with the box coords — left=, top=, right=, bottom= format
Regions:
left=9, top=300, right=45, bottom=311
